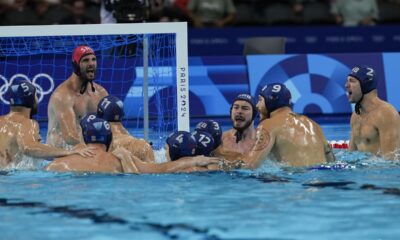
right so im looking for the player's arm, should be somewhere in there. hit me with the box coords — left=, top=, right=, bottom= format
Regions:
left=112, top=147, right=140, bottom=173
left=377, top=111, right=400, bottom=160
left=135, top=139, right=155, bottom=162
left=17, top=120, right=94, bottom=159
left=324, top=141, right=335, bottom=162
left=115, top=150, right=219, bottom=174
left=313, top=121, right=335, bottom=162
left=51, top=92, right=81, bottom=145
left=348, top=113, right=357, bottom=151
left=143, top=142, right=155, bottom=162
left=241, top=126, right=275, bottom=169
left=143, top=156, right=220, bottom=173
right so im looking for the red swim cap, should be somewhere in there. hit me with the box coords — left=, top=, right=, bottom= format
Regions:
left=72, top=45, right=95, bottom=76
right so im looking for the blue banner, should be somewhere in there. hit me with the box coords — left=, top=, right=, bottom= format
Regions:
left=247, top=53, right=388, bottom=114
left=188, top=26, right=400, bottom=56
left=1, top=53, right=399, bottom=119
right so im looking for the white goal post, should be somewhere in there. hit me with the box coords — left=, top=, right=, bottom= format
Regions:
left=0, top=22, right=190, bottom=140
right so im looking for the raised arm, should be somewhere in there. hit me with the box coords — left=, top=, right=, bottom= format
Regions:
left=242, top=126, right=275, bottom=169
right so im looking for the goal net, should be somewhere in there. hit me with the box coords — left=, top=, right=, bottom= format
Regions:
left=0, top=22, right=189, bottom=149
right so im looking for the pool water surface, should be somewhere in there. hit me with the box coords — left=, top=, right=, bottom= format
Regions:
left=1, top=123, right=400, bottom=240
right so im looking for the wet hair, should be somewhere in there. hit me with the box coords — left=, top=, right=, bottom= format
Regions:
left=259, top=83, right=291, bottom=114
left=230, top=93, right=257, bottom=121
left=6, top=79, right=36, bottom=109
left=82, top=117, right=113, bottom=151
left=97, top=95, right=125, bottom=122
left=194, top=120, right=222, bottom=149
left=192, top=130, right=215, bottom=156
left=166, top=131, right=197, bottom=161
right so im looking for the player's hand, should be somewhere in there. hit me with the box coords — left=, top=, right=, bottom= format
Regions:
left=72, top=146, right=96, bottom=157
left=218, top=159, right=245, bottom=171
left=112, top=147, right=132, bottom=162
left=112, top=147, right=139, bottom=173
left=191, top=156, right=221, bottom=167
left=71, top=143, right=87, bottom=150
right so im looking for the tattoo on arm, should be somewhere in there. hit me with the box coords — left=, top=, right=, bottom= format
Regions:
left=253, top=128, right=271, bottom=152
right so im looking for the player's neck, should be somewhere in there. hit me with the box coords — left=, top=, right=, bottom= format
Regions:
left=235, top=124, right=255, bottom=140
left=10, top=107, right=31, bottom=118
left=87, top=143, right=107, bottom=152
left=270, top=107, right=291, bottom=118
left=359, top=91, right=378, bottom=113
left=69, top=73, right=86, bottom=92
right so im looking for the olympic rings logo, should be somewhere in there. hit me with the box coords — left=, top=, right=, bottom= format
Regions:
left=0, top=73, right=55, bottom=105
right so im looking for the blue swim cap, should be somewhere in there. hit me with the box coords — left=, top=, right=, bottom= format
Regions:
left=97, top=95, right=124, bottom=122
left=348, top=66, right=377, bottom=94
left=6, top=79, right=36, bottom=108
left=230, top=93, right=257, bottom=121
left=192, top=130, right=215, bottom=156
left=82, top=117, right=113, bottom=151
left=166, top=131, right=197, bottom=161
left=194, top=120, right=222, bottom=149
left=259, top=83, right=291, bottom=114
left=80, top=112, right=97, bottom=132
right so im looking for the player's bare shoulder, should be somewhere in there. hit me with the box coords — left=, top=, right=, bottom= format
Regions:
left=49, top=80, right=74, bottom=108
left=380, top=100, right=399, bottom=116
left=93, top=82, right=108, bottom=97
left=375, top=100, right=400, bottom=123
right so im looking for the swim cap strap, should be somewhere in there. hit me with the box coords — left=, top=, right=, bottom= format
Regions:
left=235, top=131, right=243, bottom=143
left=79, top=80, right=95, bottom=94
left=355, top=95, right=363, bottom=115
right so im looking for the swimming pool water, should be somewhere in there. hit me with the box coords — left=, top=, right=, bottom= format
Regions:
left=1, top=123, right=400, bottom=240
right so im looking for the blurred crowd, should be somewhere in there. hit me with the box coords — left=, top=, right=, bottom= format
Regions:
left=1, top=0, right=400, bottom=27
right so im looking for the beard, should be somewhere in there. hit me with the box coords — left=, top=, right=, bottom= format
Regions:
left=79, top=74, right=96, bottom=94
left=232, top=116, right=252, bottom=133
left=81, top=66, right=96, bottom=81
